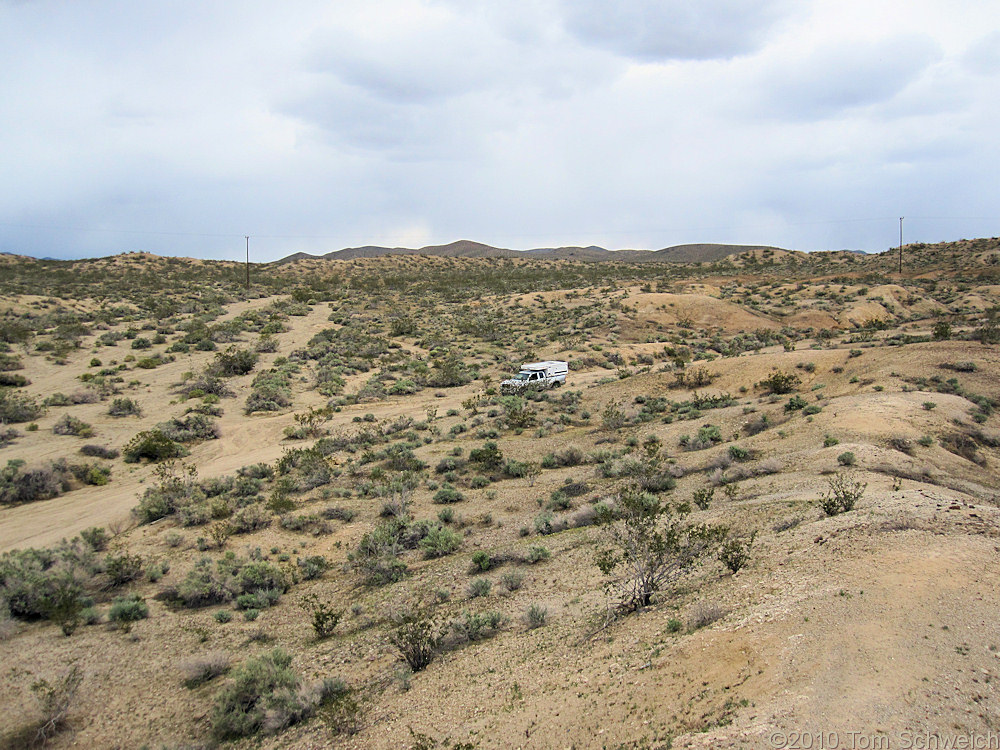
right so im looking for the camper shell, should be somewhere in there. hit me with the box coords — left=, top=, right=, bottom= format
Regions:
left=500, top=360, right=568, bottom=394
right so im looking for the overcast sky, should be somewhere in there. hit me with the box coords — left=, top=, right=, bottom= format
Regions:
left=1, top=0, right=997, bottom=261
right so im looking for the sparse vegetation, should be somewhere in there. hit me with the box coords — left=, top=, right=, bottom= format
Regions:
left=2, top=241, right=1000, bottom=748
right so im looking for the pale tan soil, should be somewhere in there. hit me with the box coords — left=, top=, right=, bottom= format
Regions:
left=1, top=264, right=999, bottom=750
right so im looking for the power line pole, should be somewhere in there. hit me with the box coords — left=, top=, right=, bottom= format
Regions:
left=245, top=235, right=250, bottom=291
left=898, top=217, right=904, bottom=274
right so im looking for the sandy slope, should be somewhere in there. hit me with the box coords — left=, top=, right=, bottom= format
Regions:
left=2, top=275, right=999, bottom=749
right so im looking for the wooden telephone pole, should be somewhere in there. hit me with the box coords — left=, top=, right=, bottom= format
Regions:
left=898, top=218, right=903, bottom=274
left=245, top=235, right=250, bottom=291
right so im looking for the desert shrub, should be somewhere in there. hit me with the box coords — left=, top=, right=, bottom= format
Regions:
left=179, top=373, right=233, bottom=399
left=108, top=594, right=148, bottom=628
left=757, top=371, right=801, bottom=394
left=181, top=651, right=232, bottom=688
left=390, top=615, right=444, bottom=672
left=728, top=445, right=751, bottom=462
left=24, top=665, right=83, bottom=746
left=552, top=446, right=587, bottom=467
left=533, top=511, right=560, bottom=536
left=820, top=474, right=866, bottom=516
left=468, top=578, right=492, bottom=598
left=0, top=389, right=45, bottom=423
left=107, top=397, right=142, bottom=417
left=525, top=545, right=550, bottom=564
left=426, top=354, right=472, bottom=388
left=229, top=504, right=272, bottom=534
left=468, top=441, right=504, bottom=471
left=68, top=462, right=111, bottom=486
left=525, top=603, right=547, bottom=629
left=0, top=460, right=73, bottom=505
left=432, top=484, right=465, bottom=504
left=932, top=320, right=952, bottom=340
left=837, top=451, right=856, bottom=466
left=435, top=456, right=466, bottom=474
left=299, top=593, right=341, bottom=639
left=351, top=521, right=408, bottom=586
left=123, top=430, right=184, bottom=463
left=157, top=413, right=220, bottom=443
left=209, top=347, right=259, bottom=377
left=687, top=601, right=728, bottom=630
left=297, top=555, right=329, bottom=580
left=0, top=373, right=29, bottom=387
left=419, top=525, right=462, bottom=559
left=451, top=610, right=507, bottom=642
left=238, top=561, right=287, bottom=595
left=501, top=571, right=524, bottom=591
left=80, top=444, right=119, bottom=459
left=595, top=490, right=726, bottom=611
left=210, top=648, right=333, bottom=740
left=104, top=551, right=144, bottom=587
left=718, top=531, right=756, bottom=574
left=176, top=558, right=236, bottom=608
left=470, top=550, right=493, bottom=573
left=743, top=414, right=771, bottom=436
left=80, top=526, right=109, bottom=551
left=546, top=490, right=572, bottom=510
left=321, top=506, right=356, bottom=522
left=236, top=589, right=281, bottom=611
left=632, top=469, right=674, bottom=494
left=601, top=400, right=628, bottom=430
left=274, top=447, right=332, bottom=491
left=784, top=395, right=807, bottom=412
left=693, top=487, right=714, bottom=510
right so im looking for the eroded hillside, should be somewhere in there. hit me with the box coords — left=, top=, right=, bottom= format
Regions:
left=1, top=242, right=999, bottom=749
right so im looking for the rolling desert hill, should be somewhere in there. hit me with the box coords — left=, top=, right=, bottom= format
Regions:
left=0, top=240, right=999, bottom=749
left=275, top=241, right=795, bottom=265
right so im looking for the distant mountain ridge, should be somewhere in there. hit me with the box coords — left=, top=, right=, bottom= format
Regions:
left=275, top=240, right=789, bottom=265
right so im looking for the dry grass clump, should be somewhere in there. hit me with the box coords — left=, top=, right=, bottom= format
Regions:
left=686, top=601, right=729, bottom=630
left=180, top=651, right=232, bottom=688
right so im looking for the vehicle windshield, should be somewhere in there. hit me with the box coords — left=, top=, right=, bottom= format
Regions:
left=513, top=372, right=531, bottom=380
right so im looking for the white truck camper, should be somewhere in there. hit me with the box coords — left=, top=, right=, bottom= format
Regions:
left=500, top=361, right=568, bottom=394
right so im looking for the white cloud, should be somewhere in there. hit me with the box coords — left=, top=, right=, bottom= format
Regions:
left=0, top=0, right=996, bottom=259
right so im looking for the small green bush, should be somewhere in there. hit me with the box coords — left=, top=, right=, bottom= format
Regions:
left=108, top=594, right=149, bottom=628
left=470, top=550, right=493, bottom=572
left=468, top=578, right=491, bottom=598
left=123, top=430, right=183, bottom=463
left=526, top=545, right=550, bottom=564
left=525, top=603, right=547, bottom=629
left=432, top=484, right=465, bottom=504
left=419, top=525, right=462, bottom=558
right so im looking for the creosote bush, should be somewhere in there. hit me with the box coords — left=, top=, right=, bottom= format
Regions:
left=718, top=531, right=757, bottom=574
left=820, top=473, right=867, bottom=516
left=390, top=615, right=444, bottom=672
left=300, top=593, right=342, bottom=639
left=596, top=489, right=726, bottom=611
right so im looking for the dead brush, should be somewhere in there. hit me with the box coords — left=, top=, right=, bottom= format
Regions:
left=686, top=601, right=729, bottom=631
left=180, top=651, right=232, bottom=688
left=879, top=513, right=923, bottom=532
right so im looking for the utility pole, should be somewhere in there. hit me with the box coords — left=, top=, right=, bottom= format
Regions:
left=245, top=235, right=250, bottom=291
left=898, top=217, right=903, bottom=274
